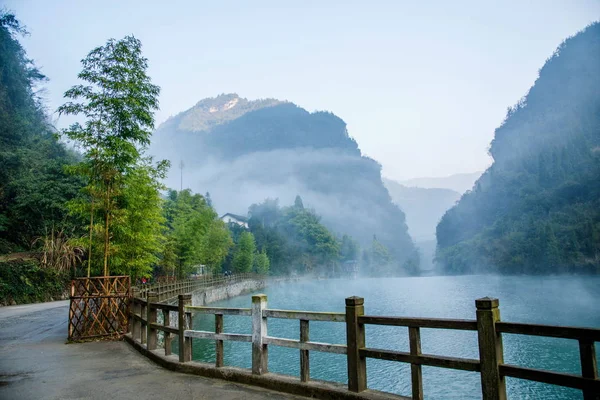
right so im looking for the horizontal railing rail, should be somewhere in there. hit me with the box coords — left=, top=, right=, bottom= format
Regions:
left=358, top=315, right=477, bottom=330
left=264, top=309, right=346, bottom=322
left=495, top=321, right=600, bottom=341
left=128, top=294, right=599, bottom=400
left=360, top=348, right=481, bottom=371
left=186, top=306, right=252, bottom=316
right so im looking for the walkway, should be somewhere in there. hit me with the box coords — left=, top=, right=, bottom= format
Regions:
left=0, top=301, right=304, bottom=400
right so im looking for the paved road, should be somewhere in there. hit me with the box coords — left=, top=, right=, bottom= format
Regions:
left=0, top=301, right=304, bottom=400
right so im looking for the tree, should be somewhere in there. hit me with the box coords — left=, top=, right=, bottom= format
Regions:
left=233, top=231, right=256, bottom=273
left=58, top=35, right=161, bottom=276
left=164, top=189, right=232, bottom=277
left=110, top=161, right=168, bottom=279
left=168, top=190, right=215, bottom=276
left=201, top=220, right=233, bottom=273
left=370, top=236, right=392, bottom=275
left=294, top=195, right=304, bottom=209
left=340, top=234, right=359, bottom=262
left=279, top=205, right=340, bottom=273
left=253, top=248, right=270, bottom=274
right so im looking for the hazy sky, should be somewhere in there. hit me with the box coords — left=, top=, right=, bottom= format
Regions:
left=5, top=0, right=599, bottom=180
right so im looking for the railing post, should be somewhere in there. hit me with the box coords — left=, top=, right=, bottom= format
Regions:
left=252, top=294, right=268, bottom=375
left=346, top=296, right=366, bottom=393
left=300, top=319, right=310, bottom=382
left=579, top=339, right=598, bottom=400
left=476, top=297, right=507, bottom=400
left=141, top=293, right=148, bottom=344
left=409, top=327, right=423, bottom=400
left=163, top=309, right=172, bottom=356
left=215, top=313, right=224, bottom=367
left=147, top=291, right=158, bottom=350
left=131, top=287, right=140, bottom=339
left=178, top=294, right=192, bottom=362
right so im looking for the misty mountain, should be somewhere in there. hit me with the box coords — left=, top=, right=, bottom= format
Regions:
left=399, top=172, right=482, bottom=194
left=383, top=178, right=460, bottom=241
left=151, top=94, right=419, bottom=273
left=436, top=23, right=600, bottom=274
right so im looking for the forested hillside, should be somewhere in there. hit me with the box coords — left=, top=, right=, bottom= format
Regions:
left=436, top=23, right=600, bottom=274
left=0, top=14, right=81, bottom=254
left=152, top=94, right=419, bottom=275
left=0, top=14, right=85, bottom=304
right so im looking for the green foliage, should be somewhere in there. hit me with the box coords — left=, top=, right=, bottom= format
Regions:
left=202, top=219, right=233, bottom=272
left=164, top=189, right=232, bottom=276
left=368, top=236, right=392, bottom=275
left=340, top=234, right=359, bottom=262
left=253, top=248, right=270, bottom=274
left=111, top=161, right=168, bottom=278
left=248, top=198, right=343, bottom=275
left=436, top=23, right=600, bottom=274
left=0, top=13, right=82, bottom=252
left=0, top=260, right=70, bottom=305
left=58, top=34, right=164, bottom=276
left=233, top=231, right=256, bottom=273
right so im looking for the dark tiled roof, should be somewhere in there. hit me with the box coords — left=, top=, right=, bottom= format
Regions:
left=220, top=213, right=248, bottom=222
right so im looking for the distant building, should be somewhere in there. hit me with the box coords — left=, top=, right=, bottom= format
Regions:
left=220, top=213, right=249, bottom=228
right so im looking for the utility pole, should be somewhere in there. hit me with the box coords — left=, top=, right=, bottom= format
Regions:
left=179, top=160, right=184, bottom=191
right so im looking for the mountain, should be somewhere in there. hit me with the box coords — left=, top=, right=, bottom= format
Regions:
left=383, top=178, right=460, bottom=272
left=399, top=172, right=482, bottom=194
left=436, top=23, right=600, bottom=274
left=151, top=94, right=419, bottom=274
left=383, top=178, right=460, bottom=241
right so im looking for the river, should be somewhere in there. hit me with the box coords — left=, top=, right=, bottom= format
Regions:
left=189, top=275, right=600, bottom=399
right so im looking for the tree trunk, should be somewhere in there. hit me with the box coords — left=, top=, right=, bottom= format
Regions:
left=103, top=181, right=110, bottom=277
left=88, top=198, right=94, bottom=278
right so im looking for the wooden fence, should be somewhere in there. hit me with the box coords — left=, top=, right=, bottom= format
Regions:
left=68, top=276, right=130, bottom=340
left=136, top=273, right=258, bottom=302
left=129, top=294, right=600, bottom=400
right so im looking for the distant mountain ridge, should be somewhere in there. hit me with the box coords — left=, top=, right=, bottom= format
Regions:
left=383, top=178, right=460, bottom=240
left=151, top=94, right=419, bottom=274
left=158, top=93, right=284, bottom=133
left=398, top=172, right=482, bottom=194
left=384, top=178, right=460, bottom=272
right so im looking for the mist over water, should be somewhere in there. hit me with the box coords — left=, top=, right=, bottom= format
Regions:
left=190, top=275, right=600, bottom=400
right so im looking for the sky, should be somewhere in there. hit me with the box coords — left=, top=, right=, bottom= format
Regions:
left=4, top=0, right=599, bottom=180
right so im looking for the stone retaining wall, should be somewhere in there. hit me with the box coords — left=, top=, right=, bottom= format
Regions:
left=191, top=279, right=267, bottom=305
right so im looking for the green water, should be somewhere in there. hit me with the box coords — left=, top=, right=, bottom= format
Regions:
left=189, top=275, right=600, bottom=399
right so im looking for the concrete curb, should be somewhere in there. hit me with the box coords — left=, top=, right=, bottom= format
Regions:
left=124, top=334, right=407, bottom=400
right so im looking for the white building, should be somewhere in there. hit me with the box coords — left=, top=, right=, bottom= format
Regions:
left=220, top=213, right=249, bottom=229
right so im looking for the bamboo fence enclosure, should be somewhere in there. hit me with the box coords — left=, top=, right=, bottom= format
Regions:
left=68, top=276, right=130, bottom=340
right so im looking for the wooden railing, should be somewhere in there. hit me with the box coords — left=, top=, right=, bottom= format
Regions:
left=130, top=292, right=192, bottom=361
left=136, top=273, right=259, bottom=301
left=128, top=295, right=600, bottom=400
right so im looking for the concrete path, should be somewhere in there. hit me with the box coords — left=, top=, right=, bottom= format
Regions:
left=0, top=301, right=304, bottom=400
